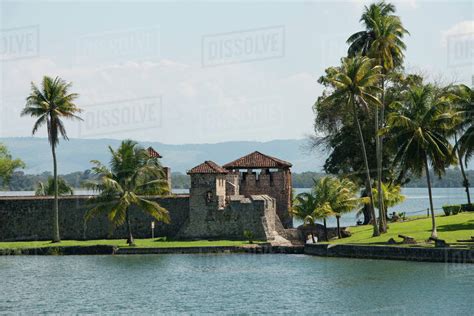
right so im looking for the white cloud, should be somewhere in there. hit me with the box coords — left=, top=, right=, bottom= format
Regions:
left=1, top=57, right=319, bottom=143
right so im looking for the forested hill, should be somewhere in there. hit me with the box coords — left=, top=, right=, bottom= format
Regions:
left=291, top=169, right=474, bottom=188
left=0, top=137, right=324, bottom=174
left=4, top=169, right=472, bottom=191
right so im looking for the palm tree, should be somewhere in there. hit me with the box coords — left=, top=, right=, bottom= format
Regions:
left=386, top=84, right=456, bottom=238
left=322, top=177, right=364, bottom=239
left=348, top=1, right=409, bottom=232
left=292, top=192, right=318, bottom=243
left=292, top=190, right=333, bottom=243
left=321, top=56, right=382, bottom=236
left=372, top=182, right=405, bottom=219
left=451, top=84, right=474, bottom=204
left=85, top=140, right=170, bottom=246
left=21, top=76, right=82, bottom=242
left=35, top=177, right=74, bottom=196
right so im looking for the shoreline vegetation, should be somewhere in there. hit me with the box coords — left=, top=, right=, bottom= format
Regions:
left=2, top=168, right=474, bottom=191
left=0, top=239, right=257, bottom=250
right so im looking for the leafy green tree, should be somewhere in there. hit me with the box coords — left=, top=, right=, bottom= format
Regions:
left=0, top=143, right=25, bottom=186
left=386, top=84, right=456, bottom=238
left=348, top=1, right=409, bottom=232
left=21, top=76, right=82, bottom=243
left=85, top=140, right=170, bottom=246
left=319, top=56, right=382, bottom=236
left=35, top=177, right=74, bottom=196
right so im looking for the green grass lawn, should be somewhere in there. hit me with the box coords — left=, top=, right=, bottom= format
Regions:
left=332, top=212, right=474, bottom=245
left=0, top=238, right=256, bottom=250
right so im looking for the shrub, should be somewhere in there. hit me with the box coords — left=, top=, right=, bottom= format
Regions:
left=442, top=205, right=461, bottom=216
left=243, top=230, right=254, bottom=244
left=461, top=204, right=474, bottom=212
left=452, top=205, right=461, bottom=215
left=442, top=205, right=451, bottom=216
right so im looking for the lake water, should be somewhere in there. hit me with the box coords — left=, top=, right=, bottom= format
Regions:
left=0, top=254, right=472, bottom=314
left=294, top=187, right=472, bottom=228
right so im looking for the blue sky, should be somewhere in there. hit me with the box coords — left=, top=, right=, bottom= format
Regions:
left=0, top=0, right=472, bottom=144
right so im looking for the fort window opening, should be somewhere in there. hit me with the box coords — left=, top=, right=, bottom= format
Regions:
left=206, top=191, right=213, bottom=204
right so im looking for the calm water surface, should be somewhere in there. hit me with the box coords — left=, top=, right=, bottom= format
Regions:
left=0, top=254, right=472, bottom=314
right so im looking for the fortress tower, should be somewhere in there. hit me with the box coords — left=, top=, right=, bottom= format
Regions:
left=187, top=160, right=228, bottom=212
left=147, top=146, right=171, bottom=192
left=223, top=151, right=293, bottom=228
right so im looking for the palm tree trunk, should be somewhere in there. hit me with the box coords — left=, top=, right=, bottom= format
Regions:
left=336, top=215, right=342, bottom=239
left=424, top=154, right=437, bottom=238
left=455, top=133, right=471, bottom=204
left=311, top=233, right=316, bottom=244
left=353, top=101, right=380, bottom=237
left=126, top=209, right=135, bottom=246
left=323, top=218, right=328, bottom=241
left=51, top=144, right=60, bottom=243
left=377, top=78, right=386, bottom=233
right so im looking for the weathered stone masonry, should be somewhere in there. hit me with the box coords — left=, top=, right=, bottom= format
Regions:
left=0, top=195, right=189, bottom=241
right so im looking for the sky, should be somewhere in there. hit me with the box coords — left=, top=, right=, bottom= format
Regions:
left=0, top=0, right=472, bottom=144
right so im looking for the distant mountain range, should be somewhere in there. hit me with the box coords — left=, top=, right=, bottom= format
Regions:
left=0, top=137, right=326, bottom=174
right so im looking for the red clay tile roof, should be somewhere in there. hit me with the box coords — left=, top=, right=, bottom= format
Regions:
left=223, top=151, right=292, bottom=169
left=187, top=161, right=228, bottom=174
left=147, top=147, right=162, bottom=158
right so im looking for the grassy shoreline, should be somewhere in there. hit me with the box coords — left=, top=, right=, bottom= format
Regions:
left=1, top=213, right=472, bottom=251
left=0, top=239, right=256, bottom=250
left=330, top=212, right=474, bottom=245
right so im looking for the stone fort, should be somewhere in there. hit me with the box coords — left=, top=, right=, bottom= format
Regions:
left=0, top=151, right=298, bottom=243
left=177, top=151, right=294, bottom=241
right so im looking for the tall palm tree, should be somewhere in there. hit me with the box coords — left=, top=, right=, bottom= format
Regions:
left=386, top=84, right=456, bottom=238
left=321, top=56, right=382, bottom=236
left=451, top=84, right=474, bottom=204
left=21, top=76, right=82, bottom=242
left=85, top=140, right=170, bottom=246
left=347, top=1, right=409, bottom=233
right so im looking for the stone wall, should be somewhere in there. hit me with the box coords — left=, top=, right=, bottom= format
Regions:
left=239, top=169, right=292, bottom=228
left=0, top=195, right=189, bottom=242
left=305, top=244, right=474, bottom=263
left=177, top=193, right=277, bottom=240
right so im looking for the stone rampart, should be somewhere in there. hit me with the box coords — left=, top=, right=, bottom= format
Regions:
left=0, top=195, right=190, bottom=241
